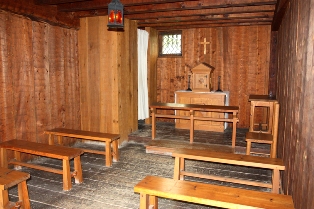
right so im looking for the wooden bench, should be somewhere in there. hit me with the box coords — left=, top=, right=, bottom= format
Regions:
left=134, top=175, right=294, bottom=209
left=150, top=102, right=239, bottom=147
left=0, top=139, right=83, bottom=191
left=0, top=167, right=31, bottom=209
left=44, top=128, right=120, bottom=167
left=172, top=148, right=285, bottom=193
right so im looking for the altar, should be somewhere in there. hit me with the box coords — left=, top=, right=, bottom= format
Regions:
left=175, top=91, right=229, bottom=132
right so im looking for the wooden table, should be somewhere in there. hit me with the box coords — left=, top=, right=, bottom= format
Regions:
left=44, top=128, right=120, bottom=167
left=150, top=102, right=239, bottom=147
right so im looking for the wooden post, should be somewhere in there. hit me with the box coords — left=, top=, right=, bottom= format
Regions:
left=232, top=113, right=237, bottom=147
left=190, top=110, right=194, bottom=143
left=151, top=107, right=156, bottom=139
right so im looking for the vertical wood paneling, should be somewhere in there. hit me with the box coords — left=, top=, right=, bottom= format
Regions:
left=9, top=14, right=36, bottom=143
left=156, top=26, right=271, bottom=127
left=277, top=0, right=314, bottom=208
left=32, top=22, right=51, bottom=144
left=78, top=18, right=89, bottom=130
left=78, top=17, right=138, bottom=144
left=0, top=10, right=80, bottom=160
left=0, top=11, right=15, bottom=141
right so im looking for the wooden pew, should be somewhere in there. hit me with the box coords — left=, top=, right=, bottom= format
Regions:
left=0, top=167, right=31, bottom=209
left=150, top=102, right=239, bottom=147
left=172, top=148, right=285, bottom=193
left=134, top=175, right=294, bottom=209
left=44, top=128, right=120, bottom=167
left=0, top=139, right=83, bottom=191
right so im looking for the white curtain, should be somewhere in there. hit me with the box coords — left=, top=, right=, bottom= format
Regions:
left=137, top=29, right=149, bottom=120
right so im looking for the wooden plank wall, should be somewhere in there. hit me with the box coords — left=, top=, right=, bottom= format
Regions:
left=277, top=0, right=314, bottom=208
left=0, top=10, right=80, bottom=160
left=78, top=17, right=138, bottom=145
left=156, top=26, right=271, bottom=128
left=145, top=27, right=158, bottom=124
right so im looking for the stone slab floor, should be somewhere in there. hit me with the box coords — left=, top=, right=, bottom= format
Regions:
left=7, top=122, right=271, bottom=209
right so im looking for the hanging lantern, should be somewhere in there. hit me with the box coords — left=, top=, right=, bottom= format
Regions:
left=107, top=0, right=124, bottom=28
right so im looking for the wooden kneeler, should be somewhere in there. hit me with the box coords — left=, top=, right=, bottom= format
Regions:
left=0, top=167, right=31, bottom=209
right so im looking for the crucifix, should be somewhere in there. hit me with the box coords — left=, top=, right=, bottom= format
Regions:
left=200, top=38, right=210, bottom=54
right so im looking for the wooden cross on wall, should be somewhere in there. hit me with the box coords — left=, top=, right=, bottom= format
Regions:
left=200, top=38, right=210, bottom=54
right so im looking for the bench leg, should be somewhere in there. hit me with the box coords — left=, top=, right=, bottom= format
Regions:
left=112, top=140, right=119, bottom=162
left=0, top=148, right=7, bottom=168
left=105, top=141, right=113, bottom=167
left=272, top=169, right=280, bottom=194
left=246, top=141, right=252, bottom=155
left=174, top=157, right=185, bottom=180
left=189, top=110, right=194, bottom=143
left=62, top=159, right=72, bottom=191
left=139, top=193, right=149, bottom=209
left=149, top=195, right=158, bottom=209
left=18, top=181, right=31, bottom=209
left=173, top=157, right=180, bottom=180
left=48, top=134, right=54, bottom=145
left=14, top=151, right=22, bottom=170
left=57, top=136, right=63, bottom=145
left=0, top=189, right=9, bottom=209
left=73, top=156, right=83, bottom=184
left=232, top=113, right=237, bottom=148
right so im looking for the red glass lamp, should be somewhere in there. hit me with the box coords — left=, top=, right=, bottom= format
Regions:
left=107, top=0, right=124, bottom=28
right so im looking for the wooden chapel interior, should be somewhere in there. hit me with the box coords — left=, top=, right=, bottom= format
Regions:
left=0, top=0, right=313, bottom=208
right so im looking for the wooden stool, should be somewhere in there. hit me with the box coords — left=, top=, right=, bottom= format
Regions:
left=246, top=103, right=280, bottom=158
left=0, top=167, right=31, bottom=209
left=249, top=95, right=278, bottom=134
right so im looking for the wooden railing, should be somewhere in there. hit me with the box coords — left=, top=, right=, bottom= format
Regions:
left=150, top=102, right=239, bottom=147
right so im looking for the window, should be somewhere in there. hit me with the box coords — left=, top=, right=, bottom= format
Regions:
left=158, top=31, right=182, bottom=57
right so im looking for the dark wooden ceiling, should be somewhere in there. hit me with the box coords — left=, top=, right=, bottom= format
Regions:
left=0, top=0, right=289, bottom=31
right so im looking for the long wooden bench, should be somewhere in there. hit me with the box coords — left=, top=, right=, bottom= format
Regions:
left=0, top=139, right=84, bottom=191
left=150, top=102, right=239, bottom=147
left=172, top=148, right=285, bottom=193
left=134, top=175, right=294, bottom=209
left=44, top=128, right=120, bottom=167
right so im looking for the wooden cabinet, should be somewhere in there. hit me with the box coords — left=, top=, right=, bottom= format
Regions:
left=175, top=91, right=228, bottom=132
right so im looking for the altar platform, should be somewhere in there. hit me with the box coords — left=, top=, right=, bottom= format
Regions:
left=128, top=121, right=270, bottom=155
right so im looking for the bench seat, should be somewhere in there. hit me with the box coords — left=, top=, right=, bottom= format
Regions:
left=0, top=139, right=84, bottom=191
left=172, top=148, right=285, bottom=193
left=44, top=128, right=120, bottom=167
left=0, top=167, right=31, bottom=209
left=134, top=175, right=294, bottom=209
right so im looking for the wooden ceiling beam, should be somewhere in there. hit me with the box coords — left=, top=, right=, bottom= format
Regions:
left=124, top=0, right=276, bottom=15
left=271, top=0, right=289, bottom=31
left=125, top=5, right=275, bottom=20
left=34, top=0, right=92, bottom=5
left=138, top=18, right=272, bottom=28
left=56, top=0, right=276, bottom=12
left=73, top=4, right=275, bottom=19
left=137, top=12, right=274, bottom=24
left=152, top=21, right=271, bottom=30
left=0, top=0, right=80, bottom=29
